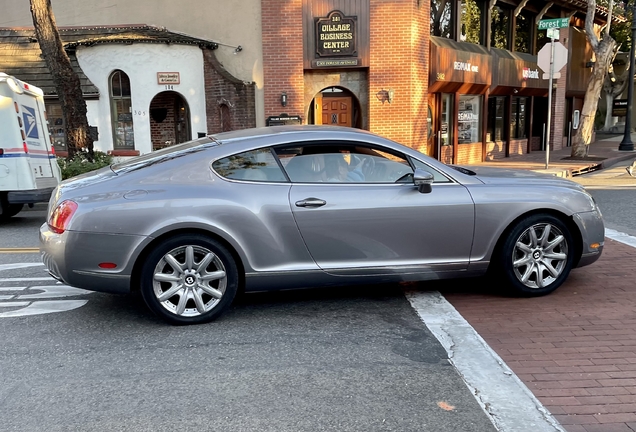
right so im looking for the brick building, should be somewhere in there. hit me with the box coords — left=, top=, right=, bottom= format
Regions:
left=260, top=0, right=616, bottom=164
left=0, top=0, right=617, bottom=162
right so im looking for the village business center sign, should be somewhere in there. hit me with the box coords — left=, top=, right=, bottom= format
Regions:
left=314, top=10, right=358, bottom=67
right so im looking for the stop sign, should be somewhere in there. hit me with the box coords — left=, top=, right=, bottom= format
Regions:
left=537, top=42, right=568, bottom=75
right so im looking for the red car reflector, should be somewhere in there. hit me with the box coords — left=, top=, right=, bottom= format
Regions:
left=23, top=142, right=28, bottom=153
left=0, top=149, right=3, bottom=156
left=48, top=200, right=78, bottom=234
left=98, top=263, right=118, bottom=269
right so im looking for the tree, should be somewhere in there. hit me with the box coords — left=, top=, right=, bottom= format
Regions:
left=602, top=59, right=629, bottom=130
left=571, top=0, right=618, bottom=157
left=29, top=0, right=93, bottom=159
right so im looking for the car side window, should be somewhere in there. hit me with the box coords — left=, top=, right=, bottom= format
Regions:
left=212, top=148, right=287, bottom=182
left=274, top=143, right=414, bottom=184
left=410, top=158, right=453, bottom=183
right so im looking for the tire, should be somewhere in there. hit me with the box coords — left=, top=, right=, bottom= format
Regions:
left=0, top=194, right=23, bottom=221
left=497, top=214, right=575, bottom=296
left=140, top=234, right=239, bottom=325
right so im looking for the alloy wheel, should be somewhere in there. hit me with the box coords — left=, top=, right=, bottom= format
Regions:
left=511, top=223, right=569, bottom=289
left=152, top=245, right=227, bottom=317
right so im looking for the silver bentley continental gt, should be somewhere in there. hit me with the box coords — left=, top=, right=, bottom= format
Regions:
left=40, top=126, right=604, bottom=325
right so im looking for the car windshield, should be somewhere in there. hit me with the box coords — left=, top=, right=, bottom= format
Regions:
left=111, top=138, right=219, bottom=173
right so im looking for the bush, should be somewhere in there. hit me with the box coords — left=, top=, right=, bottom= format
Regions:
left=57, top=150, right=113, bottom=180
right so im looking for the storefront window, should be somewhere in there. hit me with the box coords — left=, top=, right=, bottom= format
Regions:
left=441, top=94, right=454, bottom=146
left=515, top=11, right=533, bottom=53
left=491, top=6, right=511, bottom=49
left=110, top=70, right=135, bottom=150
left=511, top=96, right=528, bottom=139
left=45, top=102, right=66, bottom=153
left=431, top=0, right=453, bottom=38
left=460, top=0, right=482, bottom=45
left=487, top=97, right=505, bottom=142
left=458, top=95, right=482, bottom=144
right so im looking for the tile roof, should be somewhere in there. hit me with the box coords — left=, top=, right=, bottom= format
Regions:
left=0, top=25, right=219, bottom=98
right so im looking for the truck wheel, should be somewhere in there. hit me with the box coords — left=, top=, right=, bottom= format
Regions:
left=0, top=194, right=24, bottom=220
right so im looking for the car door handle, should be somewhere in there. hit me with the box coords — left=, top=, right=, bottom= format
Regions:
left=295, top=198, right=326, bottom=208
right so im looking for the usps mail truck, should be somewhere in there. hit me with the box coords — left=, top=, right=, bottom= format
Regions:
left=0, top=73, right=61, bottom=220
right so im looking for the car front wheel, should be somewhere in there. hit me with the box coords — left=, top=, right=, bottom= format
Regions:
left=498, top=214, right=575, bottom=296
left=140, top=234, right=238, bottom=325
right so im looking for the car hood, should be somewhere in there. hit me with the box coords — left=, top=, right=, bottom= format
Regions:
left=460, top=165, right=585, bottom=190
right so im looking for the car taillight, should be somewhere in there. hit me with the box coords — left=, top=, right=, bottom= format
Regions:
left=48, top=200, right=78, bottom=234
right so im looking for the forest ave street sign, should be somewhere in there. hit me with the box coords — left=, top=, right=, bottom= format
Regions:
left=537, top=42, right=568, bottom=79
left=538, top=18, right=570, bottom=30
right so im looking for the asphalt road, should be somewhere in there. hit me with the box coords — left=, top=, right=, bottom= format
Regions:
left=572, top=157, right=636, bottom=237
left=0, top=207, right=497, bottom=432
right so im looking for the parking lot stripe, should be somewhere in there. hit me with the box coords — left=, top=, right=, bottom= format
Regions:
left=406, top=290, right=565, bottom=432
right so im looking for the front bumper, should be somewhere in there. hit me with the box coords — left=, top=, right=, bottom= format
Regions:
left=572, top=209, right=605, bottom=268
left=39, top=223, right=149, bottom=294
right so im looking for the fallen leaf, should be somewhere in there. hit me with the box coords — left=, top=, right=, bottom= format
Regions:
left=437, top=401, right=455, bottom=411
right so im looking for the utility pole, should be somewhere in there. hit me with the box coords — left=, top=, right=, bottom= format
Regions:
left=619, top=2, right=636, bottom=151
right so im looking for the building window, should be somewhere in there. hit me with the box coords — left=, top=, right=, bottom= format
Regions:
left=491, top=5, right=511, bottom=49
left=45, top=102, right=66, bottom=152
left=458, top=94, right=482, bottom=144
left=109, top=70, right=134, bottom=149
left=431, top=0, right=453, bottom=38
left=460, top=0, right=482, bottom=45
left=515, top=11, right=533, bottom=53
left=511, top=96, right=528, bottom=139
left=487, top=96, right=505, bottom=142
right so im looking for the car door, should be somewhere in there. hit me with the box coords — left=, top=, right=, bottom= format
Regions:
left=276, top=142, right=475, bottom=275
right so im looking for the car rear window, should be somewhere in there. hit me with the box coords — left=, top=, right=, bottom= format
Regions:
left=111, top=138, right=218, bottom=173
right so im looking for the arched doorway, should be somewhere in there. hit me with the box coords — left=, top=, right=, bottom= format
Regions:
left=309, top=87, right=362, bottom=128
left=149, top=91, right=191, bottom=150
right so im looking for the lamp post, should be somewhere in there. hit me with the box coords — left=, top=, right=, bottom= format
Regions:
left=619, top=3, right=636, bottom=151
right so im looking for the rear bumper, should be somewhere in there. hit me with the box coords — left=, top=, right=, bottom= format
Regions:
left=8, top=187, right=55, bottom=204
left=39, top=223, right=148, bottom=294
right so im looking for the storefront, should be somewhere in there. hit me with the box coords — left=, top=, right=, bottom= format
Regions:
left=488, top=49, right=549, bottom=159
left=428, top=37, right=491, bottom=164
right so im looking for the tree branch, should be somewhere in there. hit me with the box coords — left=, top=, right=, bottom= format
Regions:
left=585, top=0, right=600, bottom=52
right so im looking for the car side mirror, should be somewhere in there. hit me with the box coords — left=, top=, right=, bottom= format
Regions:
left=413, top=168, right=434, bottom=194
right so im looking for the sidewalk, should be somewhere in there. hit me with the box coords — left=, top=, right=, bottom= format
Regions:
left=447, top=143, right=636, bottom=432
left=466, top=134, right=636, bottom=177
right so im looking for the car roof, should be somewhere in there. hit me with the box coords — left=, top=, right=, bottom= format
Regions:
left=210, top=125, right=379, bottom=145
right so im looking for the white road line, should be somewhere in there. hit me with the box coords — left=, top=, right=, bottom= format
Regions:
left=405, top=228, right=636, bottom=431
left=406, top=290, right=564, bottom=432
left=0, top=277, right=55, bottom=282
left=0, top=263, right=44, bottom=272
left=605, top=228, right=636, bottom=248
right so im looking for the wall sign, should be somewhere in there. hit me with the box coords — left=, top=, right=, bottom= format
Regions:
left=315, top=10, right=357, bottom=58
left=157, top=72, right=180, bottom=85
left=266, top=114, right=302, bottom=126
left=612, top=99, right=628, bottom=117
left=522, top=68, right=540, bottom=79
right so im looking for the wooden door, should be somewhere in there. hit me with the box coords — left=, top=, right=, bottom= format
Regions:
left=321, top=97, right=352, bottom=127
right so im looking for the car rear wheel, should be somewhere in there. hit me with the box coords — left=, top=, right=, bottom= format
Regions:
left=140, top=234, right=238, bottom=325
left=498, top=214, right=574, bottom=296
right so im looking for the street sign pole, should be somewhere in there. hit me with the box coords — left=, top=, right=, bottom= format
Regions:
left=545, top=36, right=555, bottom=169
